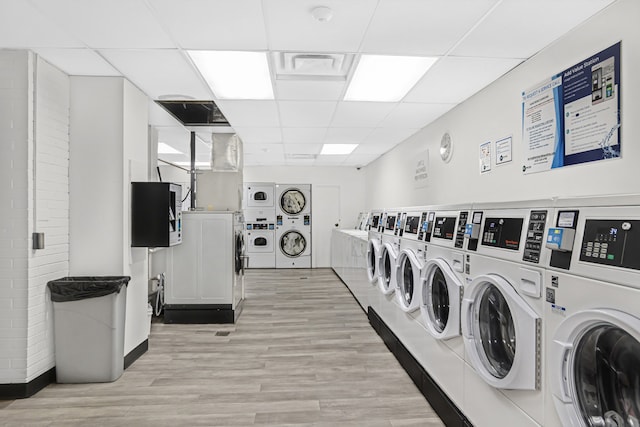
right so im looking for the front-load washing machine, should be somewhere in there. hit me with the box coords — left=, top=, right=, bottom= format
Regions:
left=395, top=209, right=429, bottom=313
left=243, top=182, right=275, bottom=209
left=462, top=200, right=555, bottom=427
left=366, top=209, right=384, bottom=285
left=543, top=195, right=640, bottom=427
left=244, top=208, right=276, bottom=269
left=276, top=224, right=311, bottom=268
left=378, top=209, right=402, bottom=296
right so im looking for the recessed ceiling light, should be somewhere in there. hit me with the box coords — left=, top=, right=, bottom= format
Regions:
left=320, top=144, right=358, bottom=155
left=158, top=142, right=183, bottom=154
left=188, top=51, right=274, bottom=100
left=344, top=55, right=437, bottom=102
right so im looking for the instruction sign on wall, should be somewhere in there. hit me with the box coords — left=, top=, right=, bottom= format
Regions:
left=413, top=149, right=429, bottom=188
left=522, top=42, right=621, bottom=174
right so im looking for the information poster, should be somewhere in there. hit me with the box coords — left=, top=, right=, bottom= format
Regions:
left=522, top=42, right=620, bottom=174
left=480, top=141, right=491, bottom=173
left=495, top=136, right=512, bottom=165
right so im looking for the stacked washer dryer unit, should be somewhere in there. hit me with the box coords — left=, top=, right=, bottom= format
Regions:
left=462, top=200, right=555, bottom=427
left=416, top=204, right=470, bottom=407
left=275, top=184, right=311, bottom=268
left=243, top=182, right=276, bottom=268
left=543, top=195, right=640, bottom=427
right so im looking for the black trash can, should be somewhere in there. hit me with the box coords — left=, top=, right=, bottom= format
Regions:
left=47, top=276, right=130, bottom=383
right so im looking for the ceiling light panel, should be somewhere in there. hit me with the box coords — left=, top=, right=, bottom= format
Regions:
left=320, top=144, right=358, bottom=155
left=101, top=49, right=212, bottom=99
left=344, top=55, right=437, bottom=102
left=263, top=0, right=378, bottom=52
left=404, top=57, right=522, bottom=104
left=188, top=51, right=274, bottom=100
left=451, top=1, right=615, bottom=58
left=361, top=0, right=498, bottom=55
left=31, top=0, right=175, bottom=48
left=147, top=0, right=268, bottom=50
left=278, top=101, right=337, bottom=127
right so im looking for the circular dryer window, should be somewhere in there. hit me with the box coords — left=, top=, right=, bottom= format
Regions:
left=426, top=266, right=450, bottom=333
left=280, top=230, right=307, bottom=258
left=476, top=283, right=516, bottom=379
left=573, top=324, right=640, bottom=426
left=235, top=233, right=244, bottom=274
left=383, top=251, right=392, bottom=290
left=367, top=242, right=377, bottom=277
left=280, top=189, right=306, bottom=215
left=401, top=257, right=414, bottom=305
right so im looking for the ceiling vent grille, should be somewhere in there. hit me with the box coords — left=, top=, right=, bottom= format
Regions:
left=272, top=52, right=355, bottom=81
left=285, top=153, right=318, bottom=160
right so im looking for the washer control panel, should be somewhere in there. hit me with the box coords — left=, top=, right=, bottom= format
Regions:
left=523, top=210, right=547, bottom=263
left=454, top=211, right=469, bottom=249
left=580, top=219, right=640, bottom=270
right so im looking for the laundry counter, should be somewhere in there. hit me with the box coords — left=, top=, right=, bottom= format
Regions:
left=330, top=229, right=370, bottom=310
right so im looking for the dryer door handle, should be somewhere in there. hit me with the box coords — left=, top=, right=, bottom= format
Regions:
left=461, top=299, right=474, bottom=339
left=558, top=342, right=574, bottom=403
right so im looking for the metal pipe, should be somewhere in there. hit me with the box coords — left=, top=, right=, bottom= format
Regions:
left=190, top=131, right=196, bottom=210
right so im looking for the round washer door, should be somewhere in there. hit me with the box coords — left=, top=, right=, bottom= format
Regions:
left=367, top=238, right=382, bottom=284
left=462, top=273, right=540, bottom=390
left=395, top=249, right=422, bottom=312
left=235, top=232, right=244, bottom=274
left=280, top=189, right=306, bottom=215
left=377, top=243, right=397, bottom=295
left=550, top=309, right=640, bottom=427
left=420, top=258, right=462, bottom=340
left=280, top=230, right=307, bottom=258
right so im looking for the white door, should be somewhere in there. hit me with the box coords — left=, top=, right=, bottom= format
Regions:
left=312, top=185, right=340, bottom=267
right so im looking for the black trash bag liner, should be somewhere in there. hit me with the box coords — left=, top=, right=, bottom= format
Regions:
left=47, top=276, right=131, bottom=302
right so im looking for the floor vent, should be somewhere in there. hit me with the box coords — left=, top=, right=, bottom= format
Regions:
left=215, top=331, right=231, bottom=336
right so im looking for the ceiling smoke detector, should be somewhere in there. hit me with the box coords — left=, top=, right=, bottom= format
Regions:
left=311, top=6, right=333, bottom=22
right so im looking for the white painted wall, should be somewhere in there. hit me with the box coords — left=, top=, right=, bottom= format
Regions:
left=244, top=166, right=366, bottom=267
left=0, top=51, right=70, bottom=384
left=69, top=77, right=149, bottom=356
left=364, top=0, right=639, bottom=208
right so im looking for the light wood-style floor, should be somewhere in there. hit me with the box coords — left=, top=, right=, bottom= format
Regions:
left=2, top=268, right=444, bottom=426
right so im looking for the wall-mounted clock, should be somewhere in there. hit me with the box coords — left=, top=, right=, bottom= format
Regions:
left=440, top=132, right=453, bottom=163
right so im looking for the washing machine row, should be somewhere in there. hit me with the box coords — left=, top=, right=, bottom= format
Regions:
left=365, top=198, right=640, bottom=427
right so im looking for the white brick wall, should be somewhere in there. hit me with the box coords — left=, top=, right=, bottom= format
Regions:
left=0, top=52, right=70, bottom=384
left=0, top=50, right=30, bottom=383
left=26, top=57, right=70, bottom=382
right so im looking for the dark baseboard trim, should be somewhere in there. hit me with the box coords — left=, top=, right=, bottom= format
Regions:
left=124, top=339, right=148, bottom=370
left=0, top=367, right=56, bottom=400
left=164, top=305, right=236, bottom=324
left=368, top=308, right=472, bottom=427
left=331, top=268, right=367, bottom=314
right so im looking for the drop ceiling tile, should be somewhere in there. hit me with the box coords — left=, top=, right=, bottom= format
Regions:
left=452, top=1, right=615, bottom=58
left=343, top=153, right=380, bottom=166
left=275, top=80, right=346, bottom=101
left=263, top=0, right=378, bottom=52
left=285, top=158, right=316, bottom=166
left=324, top=127, right=373, bottom=144
left=243, top=143, right=284, bottom=155
left=35, top=49, right=120, bottom=76
left=361, top=0, right=498, bottom=55
left=364, top=128, right=420, bottom=145
left=278, top=101, right=337, bottom=127
left=405, top=57, right=522, bottom=104
left=283, top=143, right=322, bottom=155
left=331, top=102, right=397, bottom=128
left=100, top=49, right=211, bottom=100
left=380, top=103, right=456, bottom=128
left=315, top=155, right=349, bottom=165
left=215, top=101, right=280, bottom=127
left=234, top=127, right=282, bottom=144
left=31, top=0, right=175, bottom=48
left=282, top=127, right=328, bottom=144
left=352, top=142, right=397, bottom=155
left=244, top=152, right=286, bottom=165
left=148, top=0, right=267, bottom=50
left=0, top=1, right=83, bottom=48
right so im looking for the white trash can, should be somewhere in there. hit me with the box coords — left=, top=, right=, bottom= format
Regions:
left=48, top=277, right=130, bottom=383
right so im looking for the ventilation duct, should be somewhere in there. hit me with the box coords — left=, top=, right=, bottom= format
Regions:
left=156, top=100, right=229, bottom=126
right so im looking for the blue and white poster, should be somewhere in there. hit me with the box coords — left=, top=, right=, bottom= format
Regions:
left=522, top=42, right=621, bottom=174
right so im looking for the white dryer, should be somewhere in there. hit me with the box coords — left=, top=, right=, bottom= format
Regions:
left=244, top=208, right=276, bottom=269
left=276, top=183, right=311, bottom=218
left=544, top=195, right=640, bottom=427
left=395, top=209, right=429, bottom=313
left=243, top=182, right=275, bottom=209
left=462, top=200, right=555, bottom=427
left=377, top=209, right=402, bottom=296
left=276, top=224, right=311, bottom=268
left=366, top=209, right=384, bottom=285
